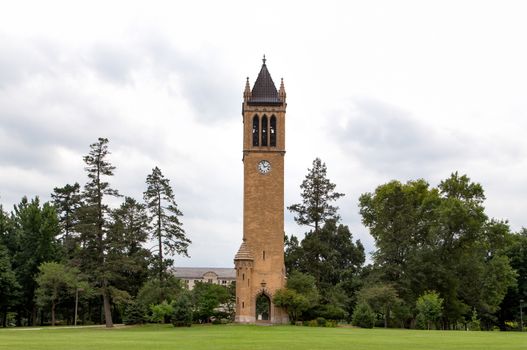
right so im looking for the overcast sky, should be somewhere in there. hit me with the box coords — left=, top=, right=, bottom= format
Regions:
left=1, top=1, right=526, bottom=267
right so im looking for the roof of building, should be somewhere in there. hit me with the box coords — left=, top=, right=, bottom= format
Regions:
left=173, top=267, right=236, bottom=279
left=248, top=57, right=281, bottom=105
left=234, top=239, right=254, bottom=260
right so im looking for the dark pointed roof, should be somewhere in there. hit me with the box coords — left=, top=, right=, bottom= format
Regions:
left=248, top=57, right=282, bottom=105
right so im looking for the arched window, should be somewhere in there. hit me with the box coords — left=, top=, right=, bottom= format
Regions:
left=252, top=115, right=259, bottom=146
left=270, top=116, right=277, bottom=147
left=261, top=115, right=268, bottom=146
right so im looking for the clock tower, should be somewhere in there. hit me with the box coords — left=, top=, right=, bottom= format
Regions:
left=234, top=57, right=288, bottom=324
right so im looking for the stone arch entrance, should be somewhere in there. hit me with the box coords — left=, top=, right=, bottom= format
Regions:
left=255, top=293, right=271, bottom=322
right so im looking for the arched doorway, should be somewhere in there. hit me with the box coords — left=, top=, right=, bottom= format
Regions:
left=256, top=293, right=271, bottom=322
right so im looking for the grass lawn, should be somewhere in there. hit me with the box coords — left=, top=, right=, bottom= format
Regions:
left=0, top=324, right=525, bottom=350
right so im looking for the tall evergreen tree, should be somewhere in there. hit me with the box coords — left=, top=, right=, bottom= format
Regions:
left=78, top=137, right=120, bottom=328
left=0, top=242, right=19, bottom=327
left=0, top=204, right=19, bottom=327
left=107, top=197, right=151, bottom=297
left=144, top=167, right=190, bottom=283
left=51, top=183, right=81, bottom=257
left=11, top=197, right=61, bottom=326
left=288, top=158, right=344, bottom=232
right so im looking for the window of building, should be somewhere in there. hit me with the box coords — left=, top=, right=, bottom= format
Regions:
left=270, top=116, right=276, bottom=147
left=261, top=115, right=268, bottom=146
left=252, top=115, right=259, bottom=146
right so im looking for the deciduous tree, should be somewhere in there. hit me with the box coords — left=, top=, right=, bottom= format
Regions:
left=35, top=262, right=79, bottom=326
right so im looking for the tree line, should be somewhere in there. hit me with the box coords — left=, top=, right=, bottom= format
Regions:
left=0, top=137, right=199, bottom=327
left=1, top=141, right=526, bottom=330
left=279, top=158, right=526, bottom=330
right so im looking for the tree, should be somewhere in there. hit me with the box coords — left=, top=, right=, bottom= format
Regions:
left=288, top=158, right=344, bottom=232
left=51, top=183, right=81, bottom=256
left=273, top=288, right=309, bottom=323
left=136, top=276, right=183, bottom=308
left=358, top=173, right=516, bottom=328
left=107, top=197, right=151, bottom=297
left=122, top=301, right=148, bottom=325
left=286, top=271, right=319, bottom=306
left=416, top=291, right=443, bottom=330
left=0, top=205, right=19, bottom=327
left=78, top=137, right=120, bottom=328
left=150, top=300, right=174, bottom=323
left=352, top=302, right=375, bottom=328
left=0, top=243, right=19, bottom=327
left=35, top=262, right=79, bottom=326
left=11, top=196, right=61, bottom=326
left=144, top=166, right=190, bottom=282
left=498, top=228, right=527, bottom=329
left=287, top=220, right=364, bottom=312
left=191, top=282, right=230, bottom=323
left=359, top=179, right=438, bottom=300
left=358, top=284, right=401, bottom=328
left=172, top=292, right=193, bottom=327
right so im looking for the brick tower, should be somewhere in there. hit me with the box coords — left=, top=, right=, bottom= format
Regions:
left=234, top=57, right=288, bottom=324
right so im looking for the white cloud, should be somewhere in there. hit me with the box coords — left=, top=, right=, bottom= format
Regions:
left=1, top=0, right=527, bottom=267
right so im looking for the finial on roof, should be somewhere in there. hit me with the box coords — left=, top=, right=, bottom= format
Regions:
left=279, top=77, right=286, bottom=101
left=262, top=54, right=266, bottom=64
left=243, top=77, right=251, bottom=100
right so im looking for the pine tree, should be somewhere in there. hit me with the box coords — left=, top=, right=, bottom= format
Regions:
left=288, top=158, right=344, bottom=232
left=51, top=183, right=81, bottom=256
left=143, top=166, right=190, bottom=283
left=79, top=137, right=120, bottom=328
left=11, top=197, right=61, bottom=326
left=107, top=197, right=151, bottom=297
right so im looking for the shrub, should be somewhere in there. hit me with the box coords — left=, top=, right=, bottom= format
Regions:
left=316, top=317, right=327, bottom=327
left=172, top=294, right=193, bottom=327
left=123, top=301, right=148, bottom=325
left=467, top=309, right=481, bottom=331
left=150, top=301, right=174, bottom=323
left=352, top=302, right=375, bottom=328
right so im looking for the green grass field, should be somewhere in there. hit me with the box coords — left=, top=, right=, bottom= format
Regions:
left=0, top=324, right=525, bottom=350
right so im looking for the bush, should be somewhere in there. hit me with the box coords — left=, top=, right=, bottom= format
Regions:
left=150, top=301, right=174, bottom=323
left=172, top=294, right=193, bottom=327
left=352, top=302, right=375, bottom=328
left=325, top=320, right=337, bottom=328
left=467, top=309, right=481, bottom=331
left=123, top=301, right=148, bottom=325
left=316, top=317, right=327, bottom=327
left=318, top=304, right=347, bottom=321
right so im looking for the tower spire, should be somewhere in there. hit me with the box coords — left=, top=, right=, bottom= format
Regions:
left=244, top=77, right=251, bottom=100
left=262, top=54, right=266, bottom=65
left=279, top=77, right=286, bottom=101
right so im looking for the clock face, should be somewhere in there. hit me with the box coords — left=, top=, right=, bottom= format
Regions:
left=257, top=160, right=271, bottom=174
